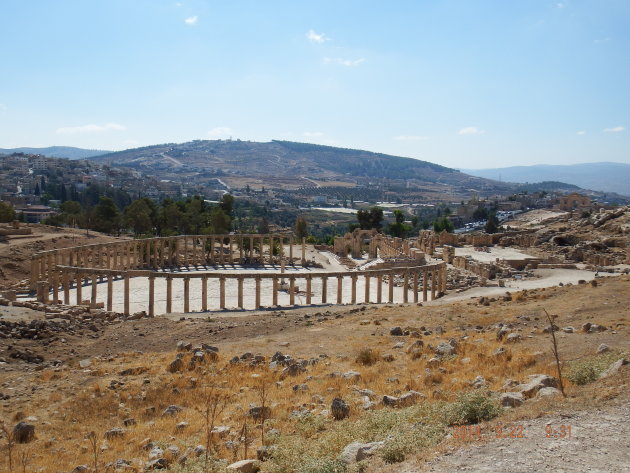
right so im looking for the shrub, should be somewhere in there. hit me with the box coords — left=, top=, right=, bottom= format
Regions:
left=447, top=390, right=500, bottom=425
left=567, top=353, right=621, bottom=386
left=355, top=348, right=380, bottom=366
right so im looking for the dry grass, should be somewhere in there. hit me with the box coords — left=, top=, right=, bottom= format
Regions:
left=0, top=327, right=562, bottom=472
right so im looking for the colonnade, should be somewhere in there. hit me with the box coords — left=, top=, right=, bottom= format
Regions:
left=38, top=263, right=447, bottom=315
left=30, top=234, right=305, bottom=289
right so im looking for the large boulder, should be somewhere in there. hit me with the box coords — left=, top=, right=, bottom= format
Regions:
left=338, top=441, right=385, bottom=464
left=500, top=392, right=524, bottom=408
left=13, top=422, right=35, bottom=443
left=516, top=374, right=559, bottom=399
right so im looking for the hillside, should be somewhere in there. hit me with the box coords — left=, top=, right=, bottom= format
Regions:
left=91, top=139, right=515, bottom=195
left=463, top=162, right=630, bottom=197
left=0, top=146, right=110, bottom=159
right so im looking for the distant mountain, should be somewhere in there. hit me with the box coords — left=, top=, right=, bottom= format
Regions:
left=0, top=146, right=110, bottom=159
left=463, top=162, right=630, bottom=196
left=92, top=139, right=513, bottom=192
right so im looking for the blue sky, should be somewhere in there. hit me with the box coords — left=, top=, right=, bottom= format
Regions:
left=0, top=0, right=628, bottom=168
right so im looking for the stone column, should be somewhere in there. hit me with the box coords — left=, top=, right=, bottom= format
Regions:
left=153, top=240, right=159, bottom=268
left=364, top=275, right=370, bottom=303
left=351, top=274, right=357, bottom=304
left=388, top=271, right=394, bottom=303
left=431, top=269, right=437, bottom=300
left=301, top=237, right=306, bottom=265
left=124, top=273, right=130, bottom=316
left=413, top=271, right=419, bottom=303
left=442, top=264, right=448, bottom=293
left=107, top=274, right=113, bottom=311
left=76, top=272, right=83, bottom=305
left=166, top=276, right=173, bottom=313
left=337, top=276, right=343, bottom=304
left=272, top=277, right=278, bottom=306
left=255, top=276, right=261, bottom=309
left=229, top=236, right=234, bottom=265
left=239, top=236, right=244, bottom=263
left=112, top=244, right=118, bottom=269
left=182, top=236, right=188, bottom=267
left=202, top=276, right=208, bottom=311
left=148, top=275, right=155, bottom=317
left=269, top=236, right=274, bottom=265
left=249, top=236, right=254, bottom=260
left=423, top=269, right=428, bottom=302
left=174, top=238, right=180, bottom=267
left=377, top=274, right=383, bottom=303
left=219, top=237, right=225, bottom=265
left=403, top=271, right=409, bottom=303
left=31, top=258, right=39, bottom=287
left=289, top=276, right=295, bottom=305
left=63, top=272, right=70, bottom=305
left=52, top=272, right=59, bottom=304
left=289, top=237, right=294, bottom=263
left=259, top=236, right=264, bottom=263
left=145, top=240, right=151, bottom=268
left=184, top=277, right=190, bottom=313
left=210, top=237, right=215, bottom=265
left=219, top=277, right=226, bottom=309
left=306, top=275, right=312, bottom=305
left=321, top=276, right=327, bottom=303
left=237, top=276, right=244, bottom=309
left=90, top=275, right=98, bottom=308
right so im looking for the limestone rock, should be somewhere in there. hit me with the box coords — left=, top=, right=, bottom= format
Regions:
left=517, top=374, right=559, bottom=399
left=226, top=459, right=260, bottom=472
left=599, top=358, right=628, bottom=379
left=506, top=333, right=521, bottom=343
left=435, top=341, right=456, bottom=356
left=161, top=405, right=183, bottom=417
left=597, top=343, right=610, bottom=354
left=338, top=441, right=385, bottom=464
left=500, top=392, right=524, bottom=408
left=536, top=387, right=562, bottom=398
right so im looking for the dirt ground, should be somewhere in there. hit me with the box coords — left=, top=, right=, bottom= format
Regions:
left=1, top=273, right=628, bottom=471
left=0, top=224, right=121, bottom=290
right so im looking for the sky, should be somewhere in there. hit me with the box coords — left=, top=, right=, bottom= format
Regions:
left=0, top=0, right=628, bottom=169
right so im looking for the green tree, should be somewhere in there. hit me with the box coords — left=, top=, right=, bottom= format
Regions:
left=485, top=212, right=500, bottom=234
left=124, top=198, right=154, bottom=235
left=0, top=201, right=16, bottom=222
left=161, top=202, right=185, bottom=235
left=208, top=207, right=231, bottom=234
left=433, top=216, right=454, bottom=233
left=356, top=206, right=383, bottom=230
left=295, top=216, right=308, bottom=240
left=387, top=209, right=412, bottom=238
left=219, top=194, right=234, bottom=217
left=92, top=196, right=120, bottom=234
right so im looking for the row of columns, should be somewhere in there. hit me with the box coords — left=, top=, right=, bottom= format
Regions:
left=30, top=234, right=308, bottom=288
left=44, top=263, right=447, bottom=316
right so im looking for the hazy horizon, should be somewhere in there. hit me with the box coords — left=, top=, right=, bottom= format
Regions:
left=1, top=0, right=628, bottom=168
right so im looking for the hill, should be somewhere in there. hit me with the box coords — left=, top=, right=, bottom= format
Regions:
left=0, top=146, right=110, bottom=159
left=91, top=139, right=514, bottom=195
left=463, top=162, right=630, bottom=196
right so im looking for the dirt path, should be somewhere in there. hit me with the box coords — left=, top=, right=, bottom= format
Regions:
left=419, top=404, right=630, bottom=473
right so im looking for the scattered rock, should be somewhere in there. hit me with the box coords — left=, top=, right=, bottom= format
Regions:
left=161, top=405, right=183, bottom=417
left=13, top=421, right=35, bottom=443
left=597, top=343, right=610, bottom=354
left=536, top=387, right=562, bottom=398
left=517, top=374, right=559, bottom=399
left=331, top=398, right=350, bottom=420
left=500, top=392, right=524, bottom=407
left=599, top=358, right=628, bottom=379
left=104, top=427, right=125, bottom=439
left=390, top=326, right=404, bottom=336
left=506, top=333, right=521, bottom=343
left=338, top=441, right=385, bottom=464
left=226, top=459, right=260, bottom=472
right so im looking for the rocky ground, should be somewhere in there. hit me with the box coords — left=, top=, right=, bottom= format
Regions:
left=0, top=270, right=628, bottom=472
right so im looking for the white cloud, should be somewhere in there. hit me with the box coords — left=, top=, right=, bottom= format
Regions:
left=184, top=16, right=198, bottom=25
left=306, top=29, right=329, bottom=44
left=458, top=126, right=485, bottom=135
left=56, top=123, right=126, bottom=134
left=603, top=126, right=624, bottom=133
left=594, top=37, right=611, bottom=44
left=207, top=127, right=233, bottom=139
left=394, top=135, right=429, bottom=141
left=0, top=103, right=7, bottom=111
left=556, top=2, right=566, bottom=8
left=303, top=131, right=324, bottom=138
left=576, top=130, right=586, bottom=135
left=323, top=57, right=365, bottom=67
left=175, top=2, right=183, bottom=6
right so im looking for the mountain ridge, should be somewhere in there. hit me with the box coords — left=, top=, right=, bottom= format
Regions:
left=463, top=162, right=630, bottom=196
left=0, top=146, right=110, bottom=159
